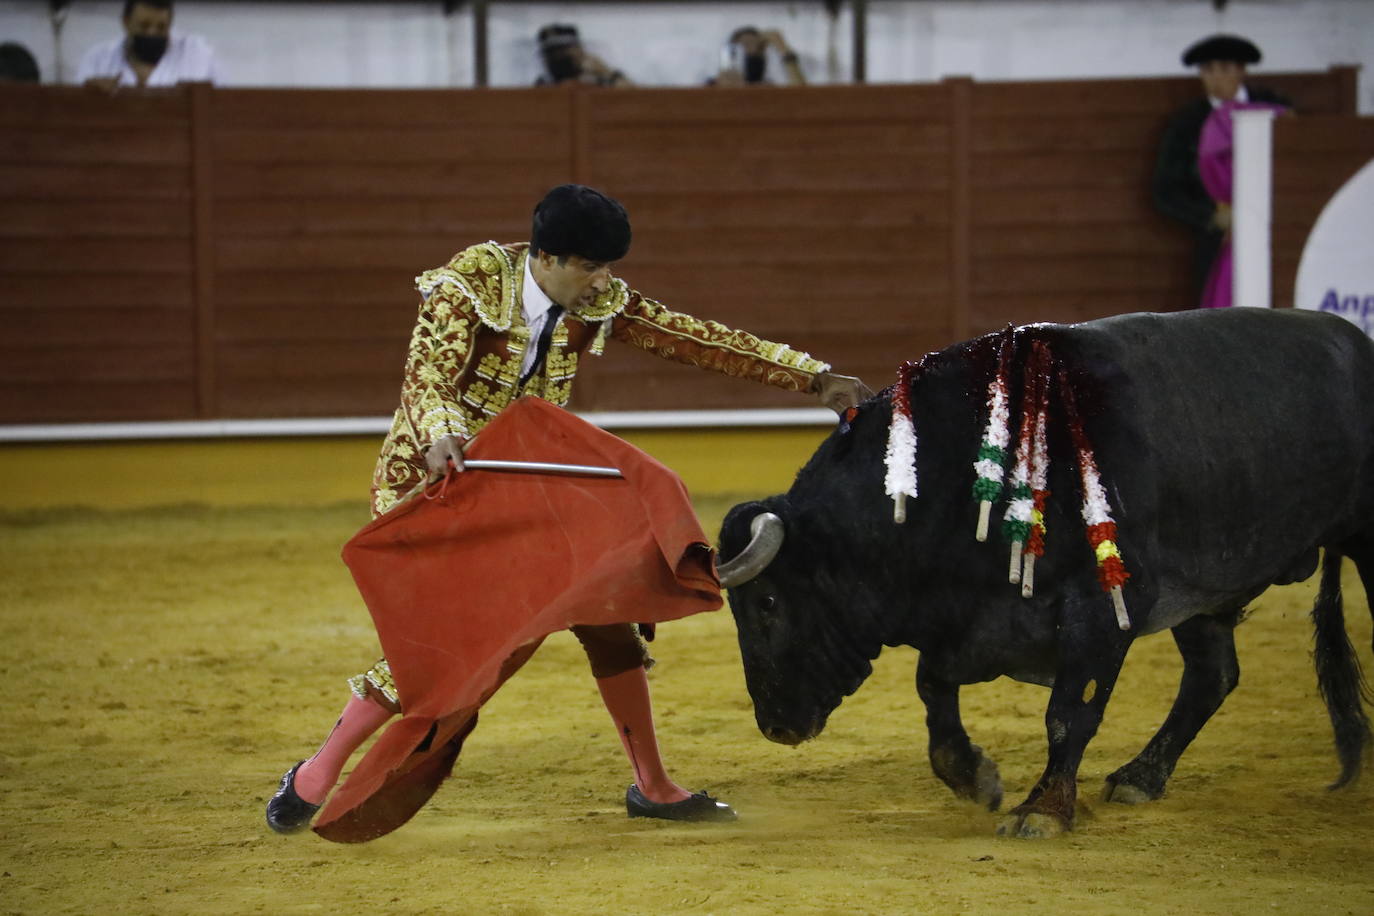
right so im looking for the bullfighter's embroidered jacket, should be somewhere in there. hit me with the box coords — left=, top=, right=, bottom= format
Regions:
left=370, top=241, right=830, bottom=515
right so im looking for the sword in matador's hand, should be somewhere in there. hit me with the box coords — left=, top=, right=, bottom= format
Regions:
left=396, top=434, right=624, bottom=508
left=461, top=459, right=622, bottom=478
left=425, top=431, right=622, bottom=481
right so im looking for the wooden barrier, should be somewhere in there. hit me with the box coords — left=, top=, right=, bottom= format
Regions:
left=0, top=67, right=1357, bottom=425
left=1, top=88, right=198, bottom=423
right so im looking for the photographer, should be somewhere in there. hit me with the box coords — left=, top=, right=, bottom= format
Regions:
left=535, top=23, right=632, bottom=88
left=712, top=27, right=805, bottom=87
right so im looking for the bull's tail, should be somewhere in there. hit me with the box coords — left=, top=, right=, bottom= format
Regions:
left=1312, top=549, right=1374, bottom=789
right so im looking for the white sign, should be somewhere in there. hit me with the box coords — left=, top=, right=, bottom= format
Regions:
left=1295, top=159, right=1374, bottom=336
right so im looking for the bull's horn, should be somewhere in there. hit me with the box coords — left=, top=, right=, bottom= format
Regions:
left=716, top=512, right=784, bottom=588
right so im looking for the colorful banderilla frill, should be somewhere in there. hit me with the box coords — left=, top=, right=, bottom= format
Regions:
left=1002, top=340, right=1039, bottom=584
left=972, top=328, right=1014, bottom=541
left=884, top=359, right=921, bottom=523
left=964, top=330, right=1131, bottom=626
left=1058, top=367, right=1131, bottom=629
left=1021, top=340, right=1053, bottom=598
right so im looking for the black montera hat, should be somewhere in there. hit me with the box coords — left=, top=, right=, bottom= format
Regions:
left=1182, top=34, right=1261, bottom=67
left=531, top=185, right=632, bottom=263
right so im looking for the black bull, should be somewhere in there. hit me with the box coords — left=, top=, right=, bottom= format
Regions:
left=718, top=309, right=1374, bottom=838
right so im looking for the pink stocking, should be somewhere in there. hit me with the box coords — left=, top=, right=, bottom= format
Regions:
left=293, top=695, right=394, bottom=805
left=595, top=667, right=691, bottom=804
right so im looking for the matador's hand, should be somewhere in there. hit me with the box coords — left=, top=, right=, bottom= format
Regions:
left=425, top=434, right=468, bottom=482
left=812, top=371, right=874, bottom=415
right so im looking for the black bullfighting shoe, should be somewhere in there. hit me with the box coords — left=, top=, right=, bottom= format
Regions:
left=625, top=784, right=738, bottom=822
left=265, top=761, right=321, bottom=834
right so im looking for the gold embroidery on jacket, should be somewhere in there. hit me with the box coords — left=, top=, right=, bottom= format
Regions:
left=590, top=317, right=612, bottom=356
left=571, top=277, right=630, bottom=323
left=613, top=296, right=829, bottom=390
left=348, top=658, right=399, bottom=705
left=373, top=241, right=829, bottom=518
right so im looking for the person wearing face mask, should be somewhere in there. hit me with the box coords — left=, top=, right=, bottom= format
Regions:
left=535, top=23, right=632, bottom=87
left=1151, top=34, right=1286, bottom=300
left=711, top=27, right=805, bottom=87
left=76, top=0, right=221, bottom=92
left=265, top=184, right=873, bottom=838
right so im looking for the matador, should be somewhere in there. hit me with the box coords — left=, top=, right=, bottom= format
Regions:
left=266, top=184, right=871, bottom=833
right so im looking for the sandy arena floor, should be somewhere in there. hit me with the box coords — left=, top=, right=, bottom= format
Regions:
left=2, top=497, right=1373, bottom=915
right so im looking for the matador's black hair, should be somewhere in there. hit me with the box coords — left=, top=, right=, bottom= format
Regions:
left=530, top=184, right=631, bottom=263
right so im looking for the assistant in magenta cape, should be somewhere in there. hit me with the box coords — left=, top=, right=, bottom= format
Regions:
left=313, top=397, right=722, bottom=842
left=1197, top=99, right=1288, bottom=309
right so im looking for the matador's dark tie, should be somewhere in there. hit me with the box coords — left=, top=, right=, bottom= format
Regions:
left=520, top=304, right=564, bottom=386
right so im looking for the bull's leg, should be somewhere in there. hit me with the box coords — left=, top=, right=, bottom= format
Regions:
left=1102, top=611, right=1240, bottom=804
left=998, top=612, right=1132, bottom=839
left=916, top=656, right=1003, bottom=810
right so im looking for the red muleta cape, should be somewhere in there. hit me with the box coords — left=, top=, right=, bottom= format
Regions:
left=313, top=397, right=723, bottom=842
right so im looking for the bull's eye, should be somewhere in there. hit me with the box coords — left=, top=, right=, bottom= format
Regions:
left=758, top=595, right=776, bottom=611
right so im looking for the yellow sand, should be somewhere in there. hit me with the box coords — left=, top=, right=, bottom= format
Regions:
left=2, top=441, right=1373, bottom=914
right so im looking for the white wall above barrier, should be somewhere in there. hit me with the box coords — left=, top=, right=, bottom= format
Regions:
left=3, top=0, right=1370, bottom=108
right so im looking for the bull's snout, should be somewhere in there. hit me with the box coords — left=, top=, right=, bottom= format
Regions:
left=762, top=725, right=807, bottom=746
left=760, top=714, right=826, bottom=745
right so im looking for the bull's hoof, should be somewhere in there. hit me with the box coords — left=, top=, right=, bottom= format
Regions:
left=1100, top=780, right=1154, bottom=805
left=995, top=811, right=1068, bottom=839
left=931, top=742, right=1003, bottom=812
left=971, top=754, right=1003, bottom=811
left=1101, top=766, right=1167, bottom=805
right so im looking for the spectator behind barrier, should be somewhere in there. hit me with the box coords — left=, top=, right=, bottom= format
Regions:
left=0, top=42, right=40, bottom=83
left=711, top=27, right=804, bottom=87
left=535, top=23, right=632, bottom=87
left=1151, top=34, right=1287, bottom=300
left=1194, top=95, right=1289, bottom=309
left=76, top=0, right=221, bottom=91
